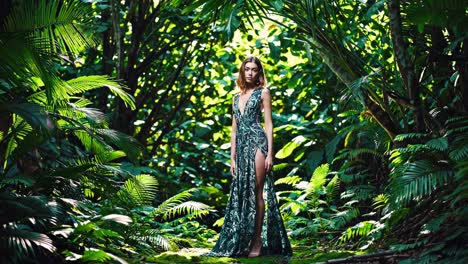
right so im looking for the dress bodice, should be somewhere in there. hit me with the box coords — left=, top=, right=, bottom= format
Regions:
left=234, top=88, right=263, bottom=128
left=233, top=88, right=268, bottom=157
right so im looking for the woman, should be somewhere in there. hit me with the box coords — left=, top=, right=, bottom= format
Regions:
left=206, top=57, right=292, bottom=258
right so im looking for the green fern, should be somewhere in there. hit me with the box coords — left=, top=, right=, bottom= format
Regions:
left=372, top=194, right=389, bottom=210
left=390, top=239, right=427, bottom=252
left=135, top=229, right=172, bottom=251
left=391, top=160, right=453, bottom=205
left=394, top=133, right=429, bottom=142
left=162, top=201, right=211, bottom=220
left=425, top=137, right=449, bottom=152
left=306, top=163, right=329, bottom=198
left=150, top=188, right=212, bottom=220
left=334, top=147, right=383, bottom=161
left=332, top=207, right=360, bottom=228
left=338, top=220, right=377, bottom=243
left=80, top=249, right=113, bottom=263
left=325, top=175, right=340, bottom=203
left=117, top=174, right=158, bottom=207
left=274, top=175, right=302, bottom=186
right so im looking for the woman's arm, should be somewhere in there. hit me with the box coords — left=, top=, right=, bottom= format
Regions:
left=230, top=100, right=238, bottom=176
left=262, top=89, right=274, bottom=173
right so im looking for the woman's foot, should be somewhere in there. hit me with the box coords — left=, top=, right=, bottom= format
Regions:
left=247, top=249, right=261, bottom=258
left=248, top=240, right=262, bottom=258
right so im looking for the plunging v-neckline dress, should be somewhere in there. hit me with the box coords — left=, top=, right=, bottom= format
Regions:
left=206, top=88, right=292, bottom=257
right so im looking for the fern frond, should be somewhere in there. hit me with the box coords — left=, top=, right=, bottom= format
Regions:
left=325, top=175, right=340, bottom=203
left=342, top=185, right=376, bottom=200
left=279, top=197, right=309, bottom=215
left=334, top=148, right=383, bottom=161
left=390, top=240, right=427, bottom=252
left=338, top=220, right=377, bottom=243
left=275, top=175, right=302, bottom=186
left=151, top=189, right=195, bottom=217
left=162, top=201, right=211, bottom=220
left=137, top=229, right=172, bottom=251
left=117, top=175, right=158, bottom=207
left=372, top=194, right=389, bottom=210
left=332, top=207, right=360, bottom=228
left=306, top=163, right=329, bottom=198
left=394, top=133, right=429, bottom=142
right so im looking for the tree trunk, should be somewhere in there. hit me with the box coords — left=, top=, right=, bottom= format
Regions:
left=388, top=0, right=424, bottom=132
left=98, top=7, right=114, bottom=111
left=0, top=113, right=12, bottom=168
left=455, top=40, right=468, bottom=112
left=307, top=38, right=399, bottom=139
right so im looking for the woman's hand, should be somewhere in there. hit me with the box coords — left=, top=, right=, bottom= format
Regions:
left=230, top=159, right=236, bottom=176
left=265, top=155, right=273, bottom=173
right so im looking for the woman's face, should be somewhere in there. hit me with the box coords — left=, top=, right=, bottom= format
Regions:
left=244, top=61, right=260, bottom=84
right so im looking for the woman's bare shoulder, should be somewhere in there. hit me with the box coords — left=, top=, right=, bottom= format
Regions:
left=261, top=87, right=271, bottom=97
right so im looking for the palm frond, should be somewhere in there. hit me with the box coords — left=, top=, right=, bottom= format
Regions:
left=81, top=249, right=113, bottom=263
left=65, top=104, right=107, bottom=125
left=73, top=130, right=113, bottom=156
left=96, top=129, right=143, bottom=162
left=0, top=224, right=56, bottom=254
left=450, top=144, right=468, bottom=161
left=66, top=76, right=136, bottom=110
left=100, top=214, right=132, bottom=226
left=0, top=102, right=51, bottom=134
left=391, top=160, right=453, bottom=205
left=425, top=137, right=449, bottom=152
left=3, top=0, right=94, bottom=55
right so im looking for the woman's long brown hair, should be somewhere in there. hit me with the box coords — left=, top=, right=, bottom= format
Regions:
left=235, top=56, right=267, bottom=94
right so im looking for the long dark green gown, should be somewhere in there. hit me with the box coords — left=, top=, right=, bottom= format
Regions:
left=206, top=88, right=292, bottom=257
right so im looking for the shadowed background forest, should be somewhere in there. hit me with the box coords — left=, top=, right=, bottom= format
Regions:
left=0, top=0, right=467, bottom=263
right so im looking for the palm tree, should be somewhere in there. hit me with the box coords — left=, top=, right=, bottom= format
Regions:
left=0, top=0, right=139, bottom=261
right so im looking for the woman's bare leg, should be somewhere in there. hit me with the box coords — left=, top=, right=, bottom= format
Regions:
left=248, top=149, right=266, bottom=257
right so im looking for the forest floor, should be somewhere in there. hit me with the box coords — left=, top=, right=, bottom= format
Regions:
left=147, top=245, right=375, bottom=264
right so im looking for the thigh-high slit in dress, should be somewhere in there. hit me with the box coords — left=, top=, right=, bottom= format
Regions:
left=206, top=88, right=292, bottom=257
